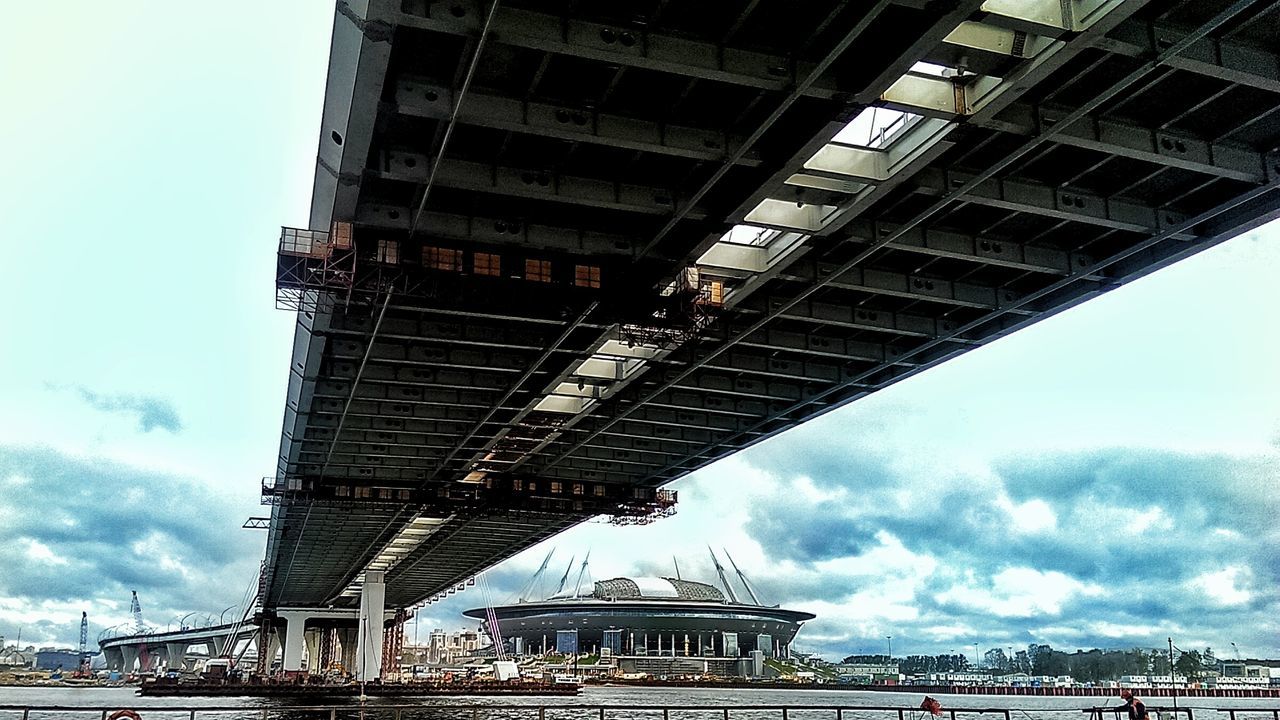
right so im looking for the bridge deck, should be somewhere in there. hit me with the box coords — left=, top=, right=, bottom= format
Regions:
left=263, top=0, right=1280, bottom=609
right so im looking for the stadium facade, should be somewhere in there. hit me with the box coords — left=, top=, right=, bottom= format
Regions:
left=464, top=575, right=815, bottom=662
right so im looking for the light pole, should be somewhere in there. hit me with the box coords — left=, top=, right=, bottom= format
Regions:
left=180, top=612, right=197, bottom=631
left=887, top=635, right=893, bottom=662
left=219, top=605, right=237, bottom=625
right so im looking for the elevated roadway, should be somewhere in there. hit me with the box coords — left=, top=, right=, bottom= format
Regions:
left=263, top=0, right=1280, bottom=622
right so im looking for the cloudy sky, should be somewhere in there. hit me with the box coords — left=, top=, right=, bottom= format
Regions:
left=1, top=4, right=1276, bottom=660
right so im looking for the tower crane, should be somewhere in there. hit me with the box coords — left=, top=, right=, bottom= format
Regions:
left=130, top=591, right=145, bottom=633
left=76, top=611, right=89, bottom=677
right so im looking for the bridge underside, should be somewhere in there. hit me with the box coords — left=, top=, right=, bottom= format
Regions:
left=263, top=0, right=1280, bottom=610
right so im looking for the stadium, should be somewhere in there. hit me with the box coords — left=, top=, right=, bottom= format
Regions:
left=463, top=555, right=815, bottom=672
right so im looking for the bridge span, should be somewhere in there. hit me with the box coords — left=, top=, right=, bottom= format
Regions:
left=258, top=0, right=1280, bottom=677
left=98, top=623, right=255, bottom=674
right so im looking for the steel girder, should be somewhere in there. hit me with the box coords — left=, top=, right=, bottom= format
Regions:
left=396, top=79, right=764, bottom=166
left=1099, top=18, right=1280, bottom=95
left=988, top=103, right=1273, bottom=183
left=355, top=204, right=643, bottom=258
left=910, top=167, right=1199, bottom=235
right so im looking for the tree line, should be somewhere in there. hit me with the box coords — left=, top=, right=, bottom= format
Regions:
left=842, top=644, right=1222, bottom=682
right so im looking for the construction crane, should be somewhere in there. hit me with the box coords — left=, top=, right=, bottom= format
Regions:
left=130, top=590, right=145, bottom=634
left=76, top=612, right=89, bottom=677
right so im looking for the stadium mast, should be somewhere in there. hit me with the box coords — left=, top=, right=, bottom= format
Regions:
left=571, top=551, right=592, bottom=598
left=722, top=549, right=762, bottom=605
left=706, top=547, right=740, bottom=603
left=518, top=548, right=556, bottom=602
left=554, top=554, right=576, bottom=596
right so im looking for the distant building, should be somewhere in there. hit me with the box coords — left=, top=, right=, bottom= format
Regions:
left=922, top=671, right=995, bottom=685
left=34, top=649, right=81, bottom=671
left=1215, top=663, right=1273, bottom=685
left=423, top=628, right=482, bottom=665
left=835, top=661, right=898, bottom=683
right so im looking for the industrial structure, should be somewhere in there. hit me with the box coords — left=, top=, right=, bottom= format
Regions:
left=249, top=0, right=1280, bottom=681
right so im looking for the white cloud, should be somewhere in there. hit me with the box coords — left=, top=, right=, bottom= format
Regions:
left=24, top=538, right=67, bottom=566
left=919, top=624, right=976, bottom=642
left=995, top=495, right=1058, bottom=533
left=1188, top=566, right=1253, bottom=606
left=937, top=567, right=1101, bottom=618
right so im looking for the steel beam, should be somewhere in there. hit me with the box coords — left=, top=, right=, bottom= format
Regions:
left=354, top=203, right=642, bottom=257
left=737, top=294, right=958, bottom=338
left=311, top=0, right=396, bottom=229
left=396, top=0, right=846, bottom=99
left=699, top=351, right=858, bottom=385
left=1099, top=19, right=1280, bottom=95
left=847, top=221, right=1080, bottom=275
left=323, top=367, right=516, bottom=393
left=778, top=258, right=1030, bottom=312
left=323, top=323, right=561, bottom=356
left=726, top=324, right=917, bottom=368
left=395, top=78, right=763, bottom=166
left=670, top=371, right=806, bottom=403
left=376, top=154, right=710, bottom=219
left=912, top=167, right=1198, bottom=236
left=988, top=103, right=1270, bottom=183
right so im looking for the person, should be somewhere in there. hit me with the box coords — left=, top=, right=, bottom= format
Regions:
left=1114, top=689, right=1149, bottom=720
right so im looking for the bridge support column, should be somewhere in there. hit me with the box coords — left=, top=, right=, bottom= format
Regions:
left=103, top=647, right=124, bottom=672
left=121, top=645, right=139, bottom=673
left=205, top=639, right=221, bottom=661
left=165, top=642, right=187, bottom=670
left=304, top=628, right=323, bottom=674
left=263, top=628, right=282, bottom=671
left=276, top=611, right=313, bottom=673
left=355, top=570, right=385, bottom=682
left=338, top=628, right=358, bottom=676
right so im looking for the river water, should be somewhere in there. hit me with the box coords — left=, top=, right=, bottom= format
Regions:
left=0, top=686, right=1275, bottom=720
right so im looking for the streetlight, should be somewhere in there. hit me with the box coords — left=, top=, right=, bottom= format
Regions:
left=180, top=612, right=198, bottom=630
left=219, top=605, right=238, bottom=625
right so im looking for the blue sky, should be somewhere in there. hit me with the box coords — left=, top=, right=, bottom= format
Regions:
left=1, top=4, right=1276, bottom=660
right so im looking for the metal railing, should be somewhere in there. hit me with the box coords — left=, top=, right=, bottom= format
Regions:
left=1217, top=710, right=1280, bottom=720
left=1081, top=708, right=1196, bottom=719
left=0, top=703, right=1016, bottom=720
